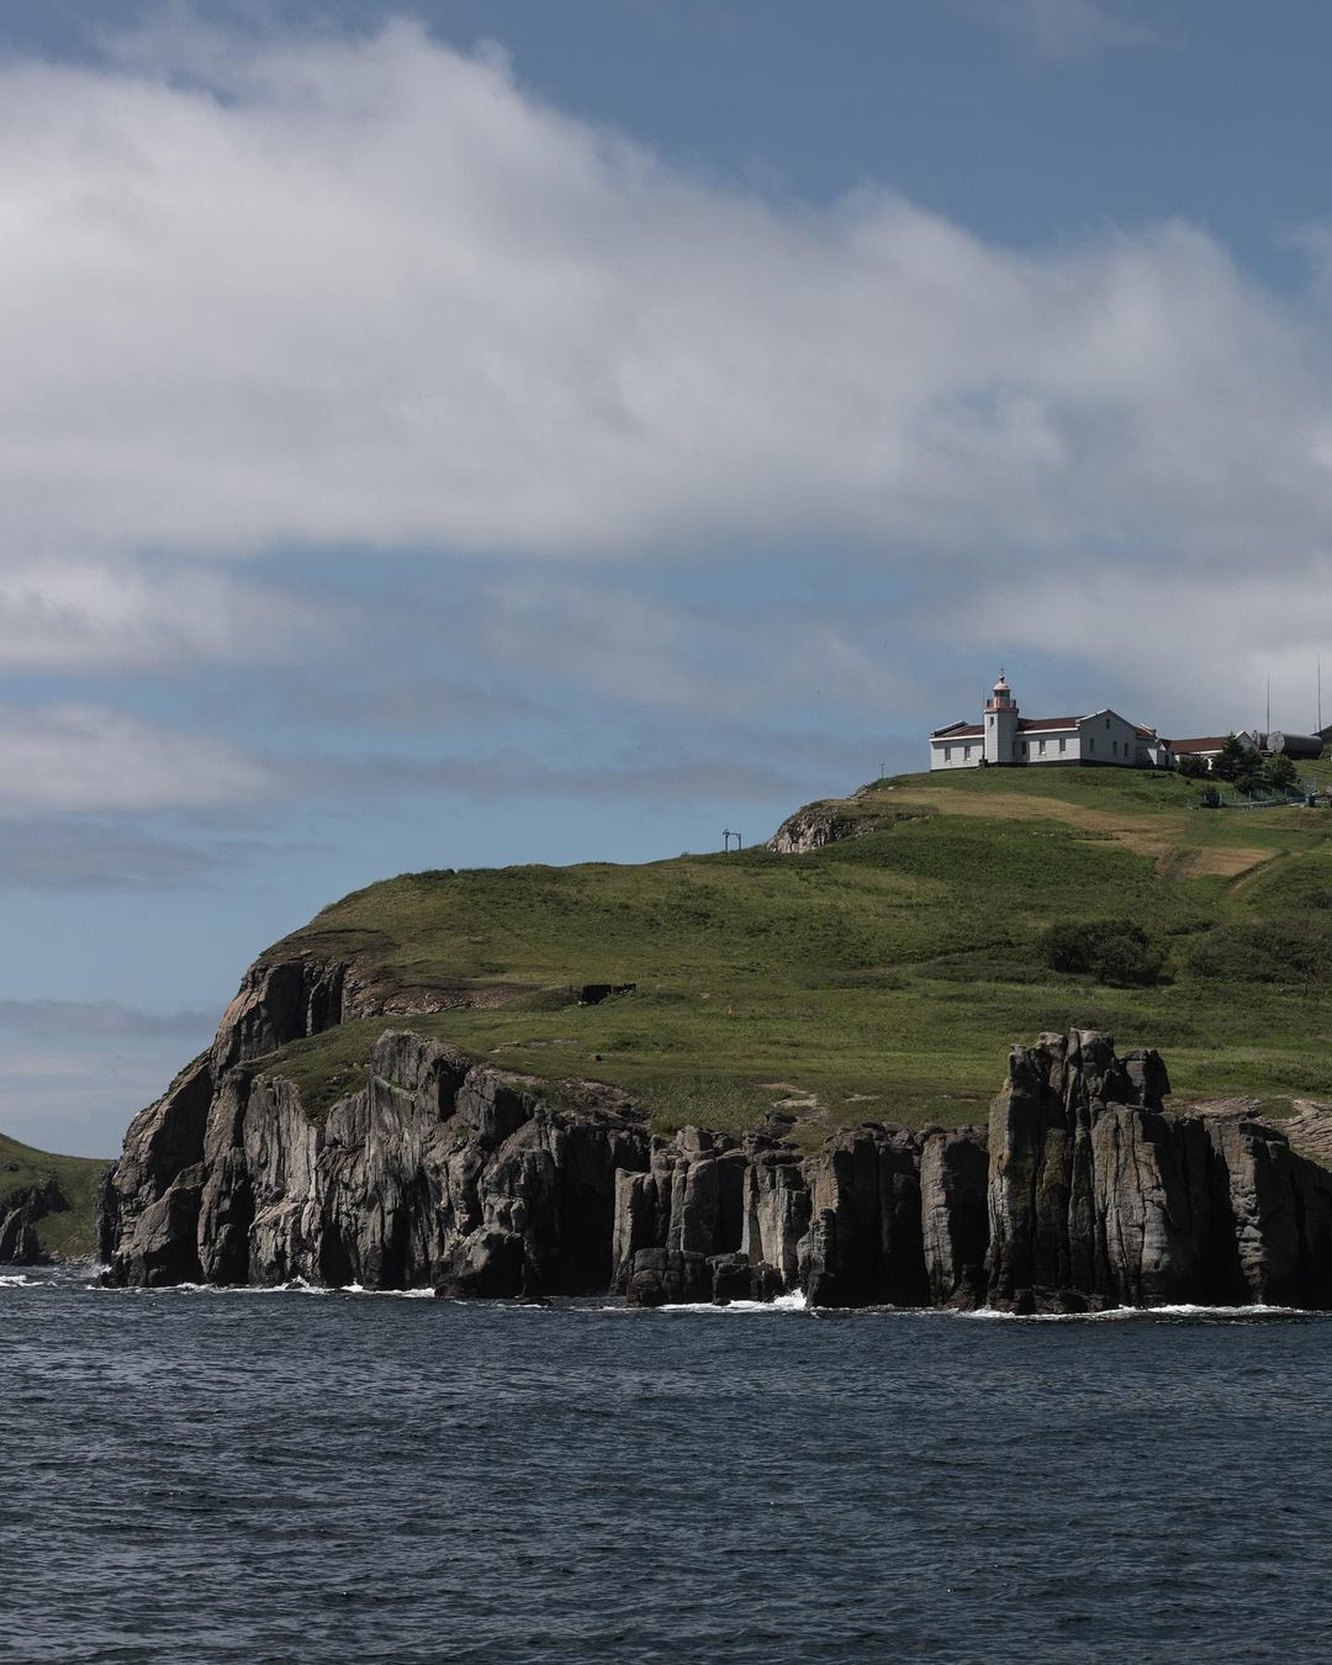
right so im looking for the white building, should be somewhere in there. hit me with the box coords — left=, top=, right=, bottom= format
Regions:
left=929, top=676, right=1170, bottom=772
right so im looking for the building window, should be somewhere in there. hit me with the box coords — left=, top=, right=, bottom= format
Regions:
left=1039, top=739, right=1046, bottom=755
left=1059, top=738, right=1066, bottom=754
left=964, top=744, right=972, bottom=759
left=944, top=746, right=952, bottom=761
left=1106, top=718, right=1111, bottom=729
left=1089, top=737, right=1095, bottom=752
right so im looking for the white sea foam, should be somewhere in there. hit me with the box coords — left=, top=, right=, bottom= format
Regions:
left=70, top=1275, right=1321, bottom=1320
left=963, top=1301, right=1313, bottom=1323
left=0, top=1272, right=38, bottom=1289
left=336, top=1282, right=435, bottom=1299
left=102, top=1276, right=442, bottom=1299
left=590, top=1289, right=811, bottom=1316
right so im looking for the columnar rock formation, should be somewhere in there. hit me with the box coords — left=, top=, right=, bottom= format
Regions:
left=97, top=958, right=1332, bottom=1311
left=986, top=1032, right=1332, bottom=1311
left=610, top=1120, right=989, bottom=1308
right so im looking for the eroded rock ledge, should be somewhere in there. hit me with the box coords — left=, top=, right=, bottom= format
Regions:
left=98, top=1004, right=1332, bottom=1311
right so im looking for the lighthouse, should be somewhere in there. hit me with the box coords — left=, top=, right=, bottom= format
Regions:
left=983, top=673, right=1018, bottom=765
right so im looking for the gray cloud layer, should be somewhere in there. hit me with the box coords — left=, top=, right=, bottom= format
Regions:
left=0, top=999, right=214, bottom=1039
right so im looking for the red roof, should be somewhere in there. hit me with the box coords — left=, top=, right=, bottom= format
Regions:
left=1017, top=716, right=1081, bottom=733
left=1169, top=736, right=1229, bottom=754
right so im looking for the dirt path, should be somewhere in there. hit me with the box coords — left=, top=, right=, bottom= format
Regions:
left=886, top=786, right=1274, bottom=881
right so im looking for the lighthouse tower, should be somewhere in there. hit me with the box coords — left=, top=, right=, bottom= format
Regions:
left=983, top=673, right=1019, bottom=765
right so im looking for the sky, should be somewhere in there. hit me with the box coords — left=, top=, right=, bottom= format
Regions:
left=5, top=0, right=1332, bottom=1155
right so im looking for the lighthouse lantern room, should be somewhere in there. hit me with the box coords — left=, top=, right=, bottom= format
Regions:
left=984, top=673, right=1019, bottom=765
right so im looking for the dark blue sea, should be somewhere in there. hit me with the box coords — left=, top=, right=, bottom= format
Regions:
left=5, top=1271, right=1332, bottom=1665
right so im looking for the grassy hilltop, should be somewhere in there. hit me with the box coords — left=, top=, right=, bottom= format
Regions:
left=262, top=764, right=1332, bottom=1146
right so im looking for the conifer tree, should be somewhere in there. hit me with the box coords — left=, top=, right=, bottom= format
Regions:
left=1213, top=733, right=1250, bottom=782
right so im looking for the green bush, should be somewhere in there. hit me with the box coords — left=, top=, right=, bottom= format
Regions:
left=1037, top=919, right=1165, bottom=986
left=1265, top=753, right=1300, bottom=793
left=1182, top=919, right=1332, bottom=984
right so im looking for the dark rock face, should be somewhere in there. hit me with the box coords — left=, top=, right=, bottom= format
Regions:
left=802, top=1127, right=929, bottom=1309
left=1205, top=1117, right=1332, bottom=1308
left=614, top=1124, right=965, bottom=1310
left=112, top=1166, right=206, bottom=1288
left=103, top=1028, right=650, bottom=1296
left=0, top=1175, right=70, bottom=1266
left=613, top=1129, right=771, bottom=1306
left=987, top=1031, right=1332, bottom=1314
left=98, top=976, right=1332, bottom=1315
left=919, top=1127, right=989, bottom=1307
left=0, top=1213, right=41, bottom=1265
left=98, top=1057, right=214, bottom=1267
left=210, top=956, right=351, bottom=1072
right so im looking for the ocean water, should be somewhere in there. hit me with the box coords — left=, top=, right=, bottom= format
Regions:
left=5, top=1271, right=1332, bottom=1665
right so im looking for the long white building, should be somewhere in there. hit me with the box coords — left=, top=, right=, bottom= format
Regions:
left=929, top=676, right=1170, bottom=772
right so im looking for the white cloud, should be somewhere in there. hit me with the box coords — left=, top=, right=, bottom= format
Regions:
left=948, top=564, right=1332, bottom=737
left=979, top=0, right=1158, bottom=61
left=0, top=704, right=276, bottom=813
left=0, top=558, right=328, bottom=672
left=0, top=14, right=1325, bottom=589
left=0, top=11, right=1331, bottom=772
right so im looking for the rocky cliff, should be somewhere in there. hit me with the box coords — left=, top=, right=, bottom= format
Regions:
left=98, top=958, right=1332, bottom=1311
left=101, top=1027, right=649, bottom=1295
left=985, top=1030, right=1332, bottom=1311
left=0, top=1176, right=68, bottom=1265
left=766, top=805, right=865, bottom=855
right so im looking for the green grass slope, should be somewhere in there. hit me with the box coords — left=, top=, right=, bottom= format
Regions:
left=0, top=1131, right=106, bottom=1260
left=257, top=765, right=1332, bottom=1143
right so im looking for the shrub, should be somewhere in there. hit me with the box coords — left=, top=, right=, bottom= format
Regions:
left=1182, top=919, right=1332, bottom=984
left=1265, top=753, right=1300, bottom=793
left=1037, top=919, right=1165, bottom=986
